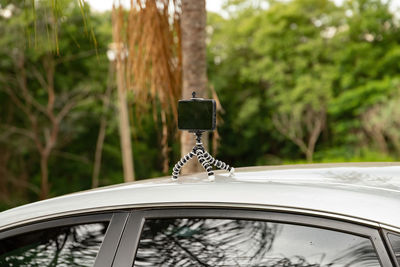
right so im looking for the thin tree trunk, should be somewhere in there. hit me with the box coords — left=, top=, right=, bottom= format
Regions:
left=0, top=150, right=10, bottom=202
left=92, top=118, right=107, bottom=188
left=92, top=64, right=114, bottom=188
left=180, top=0, right=207, bottom=174
left=116, top=52, right=135, bottom=182
left=161, top=109, right=169, bottom=174
left=40, top=153, right=49, bottom=199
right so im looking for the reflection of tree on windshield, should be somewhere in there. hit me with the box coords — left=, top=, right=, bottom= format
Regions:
left=255, top=241, right=380, bottom=267
left=330, top=241, right=382, bottom=267
left=0, top=223, right=107, bottom=266
left=134, top=218, right=381, bottom=267
left=135, top=218, right=280, bottom=266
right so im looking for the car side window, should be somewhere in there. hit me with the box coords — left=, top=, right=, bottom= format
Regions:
left=387, top=233, right=400, bottom=265
left=134, top=218, right=381, bottom=266
left=0, top=222, right=108, bottom=266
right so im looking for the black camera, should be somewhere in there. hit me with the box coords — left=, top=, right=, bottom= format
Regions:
left=178, top=96, right=216, bottom=132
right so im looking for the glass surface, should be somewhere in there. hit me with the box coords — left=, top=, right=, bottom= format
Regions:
left=388, top=233, right=400, bottom=265
left=0, top=222, right=108, bottom=266
left=134, top=218, right=381, bottom=267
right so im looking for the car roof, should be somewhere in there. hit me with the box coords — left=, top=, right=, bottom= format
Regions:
left=1, top=162, right=400, bottom=231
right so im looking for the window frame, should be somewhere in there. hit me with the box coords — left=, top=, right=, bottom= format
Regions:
left=0, top=212, right=129, bottom=267
left=382, top=229, right=400, bottom=267
left=112, top=207, right=393, bottom=267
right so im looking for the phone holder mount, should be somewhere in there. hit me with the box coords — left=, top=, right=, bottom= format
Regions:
left=172, top=92, right=234, bottom=181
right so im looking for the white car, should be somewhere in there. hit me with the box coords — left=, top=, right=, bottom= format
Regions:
left=0, top=163, right=399, bottom=267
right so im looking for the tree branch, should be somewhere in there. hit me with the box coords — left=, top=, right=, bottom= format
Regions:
left=0, top=125, right=36, bottom=141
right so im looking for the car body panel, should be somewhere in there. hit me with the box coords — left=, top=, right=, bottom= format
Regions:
left=1, top=163, right=400, bottom=231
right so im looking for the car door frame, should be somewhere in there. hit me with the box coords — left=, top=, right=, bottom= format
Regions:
left=381, top=229, right=400, bottom=267
left=112, top=207, right=394, bottom=267
left=0, top=211, right=129, bottom=267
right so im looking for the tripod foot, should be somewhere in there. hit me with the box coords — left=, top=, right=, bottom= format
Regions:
left=204, top=152, right=233, bottom=173
left=196, top=148, right=214, bottom=179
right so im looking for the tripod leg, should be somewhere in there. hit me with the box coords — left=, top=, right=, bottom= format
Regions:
left=204, top=152, right=235, bottom=175
left=172, top=151, right=195, bottom=180
left=195, top=148, right=215, bottom=181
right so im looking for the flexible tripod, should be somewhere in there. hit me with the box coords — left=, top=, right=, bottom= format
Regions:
left=172, top=131, right=234, bottom=181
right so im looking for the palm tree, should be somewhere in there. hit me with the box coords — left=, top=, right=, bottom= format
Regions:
left=180, top=0, right=208, bottom=174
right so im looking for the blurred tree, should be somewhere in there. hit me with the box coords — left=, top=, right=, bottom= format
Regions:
left=211, top=0, right=340, bottom=162
left=3, top=51, right=89, bottom=199
left=208, top=0, right=400, bottom=164
left=92, top=63, right=114, bottom=188
left=0, top=1, right=113, bottom=201
left=111, top=7, right=135, bottom=182
left=180, top=0, right=208, bottom=174
left=362, top=87, right=400, bottom=155
left=329, top=0, right=400, bottom=148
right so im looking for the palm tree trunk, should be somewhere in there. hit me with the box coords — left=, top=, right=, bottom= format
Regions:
left=180, top=0, right=207, bottom=174
left=112, top=7, right=135, bottom=182
left=116, top=54, right=135, bottom=182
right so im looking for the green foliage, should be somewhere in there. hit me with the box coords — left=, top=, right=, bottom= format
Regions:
left=0, top=2, right=170, bottom=208
left=286, top=148, right=396, bottom=165
left=0, top=1, right=120, bottom=207
left=208, top=0, right=400, bottom=165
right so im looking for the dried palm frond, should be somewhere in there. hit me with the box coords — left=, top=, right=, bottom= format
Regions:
left=112, top=0, right=182, bottom=174
left=121, top=0, right=182, bottom=121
